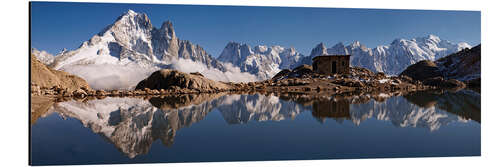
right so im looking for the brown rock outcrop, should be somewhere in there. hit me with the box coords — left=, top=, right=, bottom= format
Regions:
left=135, top=69, right=232, bottom=92
left=31, top=54, right=92, bottom=92
left=399, top=60, right=442, bottom=81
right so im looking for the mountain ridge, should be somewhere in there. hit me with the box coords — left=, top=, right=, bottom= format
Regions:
left=32, top=9, right=473, bottom=90
left=217, top=42, right=303, bottom=80
left=42, top=10, right=256, bottom=90
left=294, top=35, right=471, bottom=75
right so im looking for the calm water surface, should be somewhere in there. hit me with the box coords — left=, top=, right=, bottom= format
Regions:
left=30, top=90, right=480, bottom=165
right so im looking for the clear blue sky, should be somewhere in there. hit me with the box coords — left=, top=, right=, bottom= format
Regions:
left=30, top=2, right=480, bottom=57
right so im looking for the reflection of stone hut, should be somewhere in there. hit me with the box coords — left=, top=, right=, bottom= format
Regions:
left=312, top=99, right=350, bottom=121
left=312, top=55, right=351, bottom=75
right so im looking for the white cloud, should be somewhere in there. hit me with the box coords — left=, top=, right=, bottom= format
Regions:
left=61, top=59, right=258, bottom=90
left=61, top=64, right=155, bottom=90
left=170, top=58, right=258, bottom=83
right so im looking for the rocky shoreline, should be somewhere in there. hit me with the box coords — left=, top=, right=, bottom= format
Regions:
left=31, top=65, right=473, bottom=100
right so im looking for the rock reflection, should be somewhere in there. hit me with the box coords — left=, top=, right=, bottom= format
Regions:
left=31, top=90, right=480, bottom=159
left=302, top=90, right=480, bottom=131
left=403, top=90, right=480, bottom=123
left=30, top=96, right=56, bottom=125
left=312, top=99, right=350, bottom=123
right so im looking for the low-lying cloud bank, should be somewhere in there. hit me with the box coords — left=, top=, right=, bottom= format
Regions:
left=61, top=64, right=155, bottom=90
left=62, top=59, right=258, bottom=90
left=171, top=58, right=258, bottom=83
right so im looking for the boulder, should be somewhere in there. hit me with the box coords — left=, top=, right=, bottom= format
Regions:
left=272, top=69, right=291, bottom=80
left=96, top=90, right=107, bottom=96
left=271, top=65, right=315, bottom=80
left=350, top=67, right=375, bottom=77
left=31, top=84, right=41, bottom=96
left=135, top=69, right=232, bottom=91
left=72, top=89, right=87, bottom=98
left=291, top=65, right=314, bottom=77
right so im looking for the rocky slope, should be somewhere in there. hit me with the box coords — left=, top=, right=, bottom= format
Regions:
left=435, top=44, right=481, bottom=81
left=295, top=35, right=470, bottom=75
left=400, top=44, right=480, bottom=86
left=30, top=54, right=92, bottom=95
left=217, top=42, right=303, bottom=80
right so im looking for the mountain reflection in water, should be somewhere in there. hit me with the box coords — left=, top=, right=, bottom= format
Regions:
left=31, top=90, right=480, bottom=160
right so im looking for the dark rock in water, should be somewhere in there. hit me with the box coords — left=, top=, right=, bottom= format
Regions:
left=422, top=77, right=466, bottom=88
left=399, top=60, right=442, bottom=81
left=135, top=69, right=231, bottom=91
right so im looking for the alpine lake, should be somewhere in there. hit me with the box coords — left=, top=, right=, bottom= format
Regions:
left=30, top=89, right=480, bottom=165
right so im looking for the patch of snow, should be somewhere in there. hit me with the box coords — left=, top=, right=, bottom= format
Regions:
left=378, top=79, right=390, bottom=83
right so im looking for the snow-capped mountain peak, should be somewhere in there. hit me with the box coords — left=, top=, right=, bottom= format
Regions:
left=427, top=34, right=441, bottom=43
left=255, top=45, right=269, bottom=53
left=351, top=41, right=362, bottom=48
left=159, top=21, right=176, bottom=40
left=48, top=10, right=233, bottom=90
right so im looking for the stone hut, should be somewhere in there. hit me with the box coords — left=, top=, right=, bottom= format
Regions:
left=312, top=55, right=351, bottom=75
